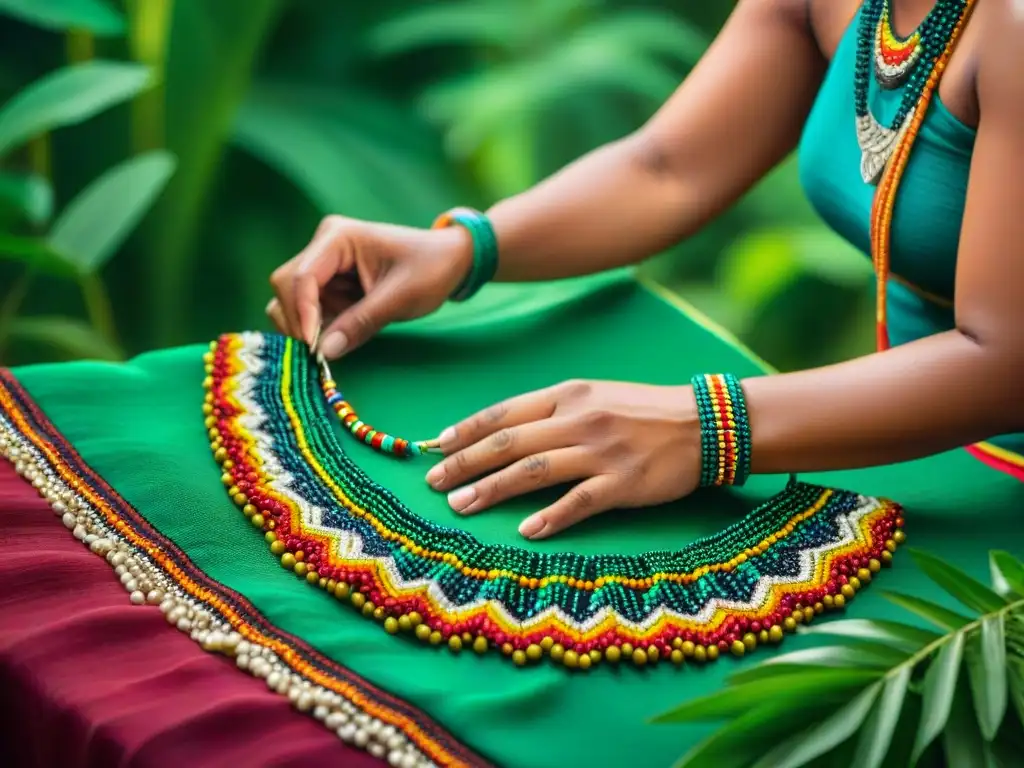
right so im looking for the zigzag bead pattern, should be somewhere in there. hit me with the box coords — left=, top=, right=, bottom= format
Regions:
left=204, top=332, right=907, bottom=671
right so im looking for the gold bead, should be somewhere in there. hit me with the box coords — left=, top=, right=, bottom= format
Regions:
left=672, top=637, right=683, bottom=650
left=731, top=640, right=746, bottom=657
left=415, top=624, right=431, bottom=641
left=632, top=648, right=647, bottom=666
left=293, top=561, right=307, bottom=577
left=693, top=645, right=707, bottom=663
left=621, top=643, right=634, bottom=657
left=792, top=610, right=804, bottom=625
left=280, top=553, right=296, bottom=570
left=448, top=636, right=462, bottom=652
left=501, top=643, right=514, bottom=656
left=784, top=617, right=797, bottom=632
left=759, top=630, right=769, bottom=644
left=540, top=636, right=554, bottom=651
left=232, top=492, right=247, bottom=506
left=512, top=650, right=526, bottom=666
left=361, top=602, right=375, bottom=617
left=803, top=607, right=815, bottom=623
left=834, top=594, right=847, bottom=609
left=397, top=615, right=412, bottom=632
left=250, top=514, right=265, bottom=529
left=841, top=584, right=856, bottom=600
left=893, top=530, right=906, bottom=544
left=470, top=637, right=488, bottom=654
left=578, top=653, right=592, bottom=670
left=869, top=558, right=882, bottom=573
left=857, top=568, right=872, bottom=583
left=526, top=644, right=543, bottom=662
left=429, top=631, right=443, bottom=645
left=462, top=632, right=473, bottom=643
left=350, top=591, right=365, bottom=609
left=242, top=504, right=256, bottom=517
left=550, top=644, right=565, bottom=663
left=768, top=625, right=784, bottom=643
left=885, top=539, right=897, bottom=553
left=306, top=571, right=319, bottom=584
left=384, top=617, right=399, bottom=634
left=334, top=582, right=350, bottom=599
left=605, top=645, right=621, bottom=663
left=813, top=602, right=824, bottom=614
left=408, top=612, right=423, bottom=626
left=823, top=594, right=834, bottom=609
left=670, top=649, right=684, bottom=665
left=681, top=640, right=696, bottom=657
left=564, top=650, right=580, bottom=668
left=707, top=644, right=719, bottom=661
left=589, top=649, right=601, bottom=664
left=270, top=540, right=286, bottom=556
left=881, top=551, right=894, bottom=565
left=214, top=447, right=228, bottom=463
left=849, top=577, right=862, bottom=591
left=647, top=645, right=660, bottom=663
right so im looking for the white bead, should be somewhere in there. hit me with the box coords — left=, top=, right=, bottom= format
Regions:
left=389, top=750, right=404, bottom=767
left=368, top=743, right=386, bottom=758
left=176, top=617, right=192, bottom=632
left=236, top=654, right=249, bottom=670
left=313, top=705, right=329, bottom=721
left=325, top=712, right=348, bottom=730
left=72, top=525, right=88, bottom=541
left=354, top=729, right=370, bottom=748
left=296, top=692, right=314, bottom=712
left=400, top=753, right=418, bottom=768
left=387, top=734, right=405, bottom=750
left=146, top=590, right=163, bottom=605
left=236, top=640, right=251, bottom=657
left=129, top=591, right=145, bottom=605
left=338, top=723, right=357, bottom=743
left=62, top=512, right=76, bottom=529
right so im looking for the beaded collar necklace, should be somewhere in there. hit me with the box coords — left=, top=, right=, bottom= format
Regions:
left=204, top=332, right=905, bottom=671
left=856, top=0, right=976, bottom=349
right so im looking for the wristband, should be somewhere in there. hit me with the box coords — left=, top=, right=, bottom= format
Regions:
left=690, top=373, right=752, bottom=487
left=431, top=207, right=499, bottom=302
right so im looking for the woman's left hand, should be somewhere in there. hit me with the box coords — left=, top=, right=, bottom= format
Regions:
left=424, top=380, right=701, bottom=540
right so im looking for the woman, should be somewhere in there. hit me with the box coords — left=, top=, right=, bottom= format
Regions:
left=267, top=0, right=1024, bottom=540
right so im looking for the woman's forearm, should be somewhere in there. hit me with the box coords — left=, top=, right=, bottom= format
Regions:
left=739, top=330, right=1023, bottom=474
left=485, top=136, right=702, bottom=282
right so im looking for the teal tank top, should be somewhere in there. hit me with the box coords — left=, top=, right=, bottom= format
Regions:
left=798, top=7, right=1024, bottom=462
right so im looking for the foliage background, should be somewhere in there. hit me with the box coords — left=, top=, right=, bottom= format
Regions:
left=0, top=0, right=875, bottom=369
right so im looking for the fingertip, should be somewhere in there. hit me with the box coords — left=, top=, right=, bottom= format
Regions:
left=518, top=515, right=546, bottom=539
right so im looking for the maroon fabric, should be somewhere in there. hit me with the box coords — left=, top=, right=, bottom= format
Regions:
left=0, top=459, right=383, bottom=768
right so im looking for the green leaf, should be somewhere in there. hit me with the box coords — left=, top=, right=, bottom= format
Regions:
left=366, top=1, right=516, bottom=55
left=0, top=0, right=124, bottom=35
left=967, top=614, right=1008, bottom=740
left=800, top=618, right=941, bottom=651
left=0, top=233, right=76, bottom=276
left=0, top=61, right=153, bottom=157
left=942, top=679, right=992, bottom=768
left=850, top=665, right=912, bottom=768
left=752, top=683, right=881, bottom=768
left=0, top=172, right=53, bottom=225
left=7, top=315, right=122, bottom=360
left=674, top=701, right=827, bottom=768
left=882, top=590, right=973, bottom=631
left=910, top=549, right=1008, bottom=615
left=48, top=150, right=176, bottom=274
left=913, top=630, right=966, bottom=764
left=652, top=669, right=882, bottom=723
left=990, top=551, right=1024, bottom=598
left=729, top=643, right=910, bottom=684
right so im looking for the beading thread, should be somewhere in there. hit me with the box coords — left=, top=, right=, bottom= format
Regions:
left=692, top=373, right=752, bottom=487
left=431, top=207, right=499, bottom=302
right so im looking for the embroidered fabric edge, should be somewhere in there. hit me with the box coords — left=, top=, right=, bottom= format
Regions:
left=0, top=369, right=492, bottom=768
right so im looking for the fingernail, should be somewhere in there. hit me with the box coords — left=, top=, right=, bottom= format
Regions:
left=320, top=330, right=348, bottom=359
left=265, top=298, right=276, bottom=314
left=447, top=486, right=476, bottom=512
left=438, top=427, right=456, bottom=448
left=518, top=516, right=544, bottom=539
left=425, top=464, right=445, bottom=487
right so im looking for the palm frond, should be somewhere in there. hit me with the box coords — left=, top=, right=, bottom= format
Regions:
left=655, top=547, right=1024, bottom=768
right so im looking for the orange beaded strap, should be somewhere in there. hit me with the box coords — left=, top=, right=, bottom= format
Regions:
left=869, top=0, right=977, bottom=351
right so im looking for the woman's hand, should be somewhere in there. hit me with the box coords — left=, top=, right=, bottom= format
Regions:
left=267, top=215, right=474, bottom=358
left=425, top=380, right=702, bottom=540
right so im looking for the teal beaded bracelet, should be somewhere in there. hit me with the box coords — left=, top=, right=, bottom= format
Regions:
left=690, top=373, right=752, bottom=487
left=432, top=207, right=499, bottom=302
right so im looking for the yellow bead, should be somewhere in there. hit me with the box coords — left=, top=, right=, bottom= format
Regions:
left=415, top=624, right=431, bottom=641
left=293, top=561, right=307, bottom=577
left=823, top=594, right=835, bottom=609
left=448, top=636, right=462, bottom=652
left=647, top=645, right=660, bottom=663
left=693, top=645, right=707, bottom=663
left=334, top=582, right=350, bottom=599
left=743, top=633, right=757, bottom=651
left=621, top=643, right=634, bottom=657
left=242, top=504, right=257, bottom=517
left=270, top=540, right=286, bottom=556
left=526, top=644, right=543, bottom=662
left=670, top=649, right=684, bottom=665
left=408, top=612, right=423, bottom=626
left=707, top=645, right=719, bottom=661
left=398, top=615, right=413, bottom=632
left=306, top=571, right=319, bottom=584
left=589, top=650, right=601, bottom=664
left=672, top=637, right=683, bottom=650
left=214, top=447, right=227, bottom=463
left=813, top=602, right=824, bottom=614
left=881, top=551, right=894, bottom=565
left=373, top=607, right=387, bottom=621
left=893, top=530, right=906, bottom=545
left=578, top=653, right=592, bottom=670
left=605, top=645, right=621, bottom=663
left=232, top=493, right=247, bottom=506
left=563, top=650, right=579, bottom=669
left=731, top=640, right=746, bottom=657
left=512, top=650, right=526, bottom=666
left=550, top=644, right=565, bottom=663
left=384, top=617, right=399, bottom=634
left=280, top=553, right=296, bottom=570
left=769, top=625, right=784, bottom=643
left=885, top=539, right=897, bottom=553
left=429, top=631, right=443, bottom=645
left=501, top=643, right=514, bottom=656
left=784, top=617, right=797, bottom=632
left=834, top=594, right=847, bottom=609
left=350, top=592, right=365, bottom=609
left=841, top=584, right=856, bottom=600
left=803, top=607, right=815, bottom=623
left=849, top=577, right=862, bottom=591
left=250, top=514, right=265, bottom=529
left=540, top=636, right=554, bottom=651
left=632, top=648, right=647, bottom=667
left=869, top=558, right=882, bottom=573
left=759, top=630, right=769, bottom=644
left=857, top=568, right=872, bottom=583
left=681, top=640, right=696, bottom=657
left=462, top=632, right=473, bottom=643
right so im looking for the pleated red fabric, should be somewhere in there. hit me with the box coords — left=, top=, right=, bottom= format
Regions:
left=0, top=458, right=383, bottom=768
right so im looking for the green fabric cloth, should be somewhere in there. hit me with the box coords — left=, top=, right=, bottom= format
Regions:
left=798, top=6, right=1024, bottom=459
left=13, top=272, right=1023, bottom=768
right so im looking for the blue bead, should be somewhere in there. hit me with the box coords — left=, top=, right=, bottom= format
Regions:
left=327, top=392, right=344, bottom=404
left=381, top=435, right=395, bottom=453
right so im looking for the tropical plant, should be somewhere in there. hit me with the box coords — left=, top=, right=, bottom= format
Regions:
left=654, top=549, right=1024, bottom=768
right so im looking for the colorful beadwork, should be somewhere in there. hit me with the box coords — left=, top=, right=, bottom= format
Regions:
left=874, top=0, right=923, bottom=89
left=318, top=354, right=441, bottom=458
left=860, top=0, right=976, bottom=349
left=0, top=371, right=484, bottom=768
left=205, top=332, right=906, bottom=671
left=854, top=0, right=969, bottom=183
left=691, top=373, right=751, bottom=487
left=432, top=207, right=499, bottom=302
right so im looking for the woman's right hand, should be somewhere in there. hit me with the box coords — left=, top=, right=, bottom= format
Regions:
left=267, top=214, right=475, bottom=359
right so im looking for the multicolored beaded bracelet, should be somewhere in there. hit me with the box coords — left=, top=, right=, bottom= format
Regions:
left=431, top=207, right=499, bottom=302
left=691, top=373, right=752, bottom=487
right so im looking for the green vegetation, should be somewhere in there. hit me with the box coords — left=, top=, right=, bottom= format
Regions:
left=0, top=0, right=873, bottom=370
